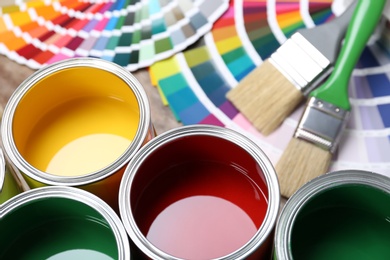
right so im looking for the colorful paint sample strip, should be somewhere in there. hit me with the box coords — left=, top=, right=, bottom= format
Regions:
left=0, top=0, right=229, bottom=70
left=339, top=44, right=390, bottom=167
left=149, top=0, right=390, bottom=176
left=149, top=40, right=297, bottom=165
left=149, top=47, right=222, bottom=126
left=238, top=0, right=278, bottom=65
left=205, top=0, right=257, bottom=83
left=107, top=0, right=229, bottom=71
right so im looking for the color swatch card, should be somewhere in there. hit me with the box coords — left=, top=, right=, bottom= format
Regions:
left=0, top=0, right=228, bottom=70
left=150, top=0, right=390, bottom=177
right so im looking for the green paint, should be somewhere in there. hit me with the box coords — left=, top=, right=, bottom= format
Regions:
left=105, top=35, right=120, bottom=51
left=155, top=37, right=172, bottom=54
left=139, top=43, right=155, bottom=61
left=281, top=22, right=305, bottom=39
left=118, top=32, right=134, bottom=46
left=221, top=47, right=246, bottom=65
left=0, top=169, right=21, bottom=204
left=114, top=16, right=126, bottom=30
left=291, top=185, right=390, bottom=260
left=0, top=197, right=118, bottom=259
left=152, top=18, right=166, bottom=35
left=132, top=29, right=141, bottom=44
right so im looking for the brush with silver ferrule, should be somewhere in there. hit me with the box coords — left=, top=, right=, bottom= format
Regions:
left=294, top=97, right=350, bottom=154
left=226, top=1, right=357, bottom=136
left=275, top=0, right=386, bottom=198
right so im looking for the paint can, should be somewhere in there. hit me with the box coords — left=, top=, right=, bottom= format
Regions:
left=1, top=57, right=155, bottom=212
left=119, top=124, right=280, bottom=260
left=274, top=169, right=390, bottom=259
left=0, top=185, right=131, bottom=259
left=0, top=148, right=23, bottom=204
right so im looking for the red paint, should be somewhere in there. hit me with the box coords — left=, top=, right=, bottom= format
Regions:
left=33, top=50, right=55, bottom=64
left=64, top=18, right=88, bottom=31
left=51, top=14, right=71, bottom=27
left=66, top=36, right=84, bottom=51
left=73, top=2, right=91, bottom=12
left=38, top=31, right=55, bottom=42
left=131, top=135, right=269, bottom=259
left=16, top=44, right=40, bottom=59
left=147, top=195, right=258, bottom=259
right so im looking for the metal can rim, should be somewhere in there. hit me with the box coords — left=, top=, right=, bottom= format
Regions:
left=0, top=148, right=5, bottom=192
left=1, top=57, right=152, bottom=186
left=0, top=185, right=131, bottom=259
left=274, top=169, right=390, bottom=259
left=119, top=124, right=280, bottom=260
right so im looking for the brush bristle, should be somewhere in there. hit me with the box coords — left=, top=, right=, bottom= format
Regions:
left=226, top=59, right=304, bottom=135
left=275, top=137, right=332, bottom=198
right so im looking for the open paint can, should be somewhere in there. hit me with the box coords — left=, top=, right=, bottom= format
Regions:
left=0, top=148, right=23, bottom=204
left=119, top=124, right=280, bottom=260
left=0, top=185, right=131, bottom=259
left=1, top=57, right=155, bottom=212
left=274, top=169, right=390, bottom=259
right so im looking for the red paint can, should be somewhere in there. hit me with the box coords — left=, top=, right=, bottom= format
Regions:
left=119, top=124, right=280, bottom=259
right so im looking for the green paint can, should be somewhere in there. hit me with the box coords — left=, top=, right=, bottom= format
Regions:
left=0, top=148, right=23, bottom=204
left=0, top=186, right=131, bottom=259
left=274, top=170, right=390, bottom=260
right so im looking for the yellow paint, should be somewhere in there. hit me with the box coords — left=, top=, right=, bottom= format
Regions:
left=215, top=36, right=242, bottom=54
left=13, top=67, right=140, bottom=177
left=9, top=11, right=32, bottom=27
left=1, top=31, right=26, bottom=50
left=0, top=18, right=6, bottom=33
left=149, top=56, right=180, bottom=80
left=1, top=5, right=19, bottom=14
left=25, top=0, right=47, bottom=9
left=183, top=46, right=210, bottom=68
left=46, top=134, right=130, bottom=175
left=276, top=11, right=302, bottom=28
left=149, top=56, right=180, bottom=105
left=34, top=5, right=59, bottom=21
left=24, top=97, right=135, bottom=176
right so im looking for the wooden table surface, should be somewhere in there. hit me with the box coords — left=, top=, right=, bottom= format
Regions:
left=0, top=55, right=182, bottom=135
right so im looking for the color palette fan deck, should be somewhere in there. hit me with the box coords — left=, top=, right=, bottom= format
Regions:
left=149, top=0, right=390, bottom=177
left=1, top=0, right=390, bottom=177
left=0, top=0, right=228, bottom=70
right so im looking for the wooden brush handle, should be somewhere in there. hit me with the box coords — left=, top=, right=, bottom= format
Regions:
left=309, top=0, right=386, bottom=110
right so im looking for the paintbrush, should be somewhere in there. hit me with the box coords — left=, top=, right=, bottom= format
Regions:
left=226, top=1, right=357, bottom=136
left=275, top=0, right=386, bottom=198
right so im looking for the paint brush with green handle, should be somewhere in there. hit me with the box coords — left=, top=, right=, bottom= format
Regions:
left=275, top=0, right=386, bottom=198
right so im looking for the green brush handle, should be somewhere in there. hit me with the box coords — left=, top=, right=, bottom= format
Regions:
left=309, top=0, right=385, bottom=110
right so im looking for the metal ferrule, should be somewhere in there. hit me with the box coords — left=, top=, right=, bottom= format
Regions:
left=269, top=32, right=332, bottom=96
left=294, top=97, right=350, bottom=153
